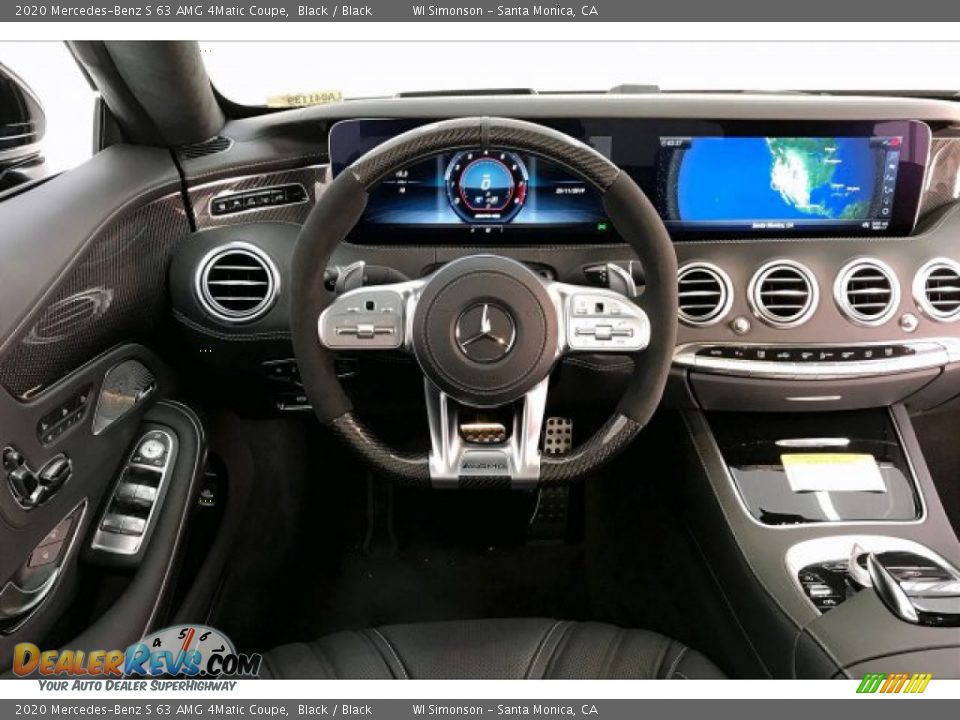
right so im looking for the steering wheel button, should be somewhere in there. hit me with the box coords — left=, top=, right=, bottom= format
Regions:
left=594, top=325, right=613, bottom=341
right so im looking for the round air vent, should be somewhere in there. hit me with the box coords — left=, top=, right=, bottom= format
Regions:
left=834, top=258, right=899, bottom=327
left=677, top=262, right=733, bottom=326
left=195, top=242, right=279, bottom=323
left=748, top=260, right=818, bottom=328
left=913, top=258, right=960, bottom=322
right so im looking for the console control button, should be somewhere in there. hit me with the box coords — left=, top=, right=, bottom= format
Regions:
left=121, top=516, right=147, bottom=536
left=28, top=541, right=65, bottom=568
left=695, top=344, right=918, bottom=364
left=37, top=387, right=91, bottom=445
left=39, top=517, right=73, bottom=548
left=131, top=432, right=170, bottom=467
left=133, top=485, right=158, bottom=506
left=116, top=482, right=139, bottom=502
left=100, top=513, right=125, bottom=534
left=211, top=184, right=306, bottom=216
left=139, top=439, right=166, bottom=461
left=799, top=562, right=852, bottom=612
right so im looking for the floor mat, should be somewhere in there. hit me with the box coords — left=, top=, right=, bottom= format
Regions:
left=204, top=412, right=749, bottom=677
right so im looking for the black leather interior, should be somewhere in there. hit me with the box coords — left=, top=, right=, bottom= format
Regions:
left=260, top=618, right=726, bottom=679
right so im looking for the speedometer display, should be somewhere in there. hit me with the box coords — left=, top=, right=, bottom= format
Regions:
left=445, top=150, right=528, bottom=223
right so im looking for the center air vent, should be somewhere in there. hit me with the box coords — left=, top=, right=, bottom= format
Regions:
left=834, top=259, right=899, bottom=327
left=677, top=263, right=732, bottom=326
left=914, top=258, right=960, bottom=322
left=748, top=260, right=818, bottom=328
left=196, top=243, right=279, bottom=323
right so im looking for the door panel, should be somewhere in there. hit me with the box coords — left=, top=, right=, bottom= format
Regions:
left=0, top=145, right=199, bottom=669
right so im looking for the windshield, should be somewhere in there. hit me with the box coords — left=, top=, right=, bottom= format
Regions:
left=202, top=41, right=959, bottom=106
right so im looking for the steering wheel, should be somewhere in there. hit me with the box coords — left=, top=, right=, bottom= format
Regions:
left=290, top=117, right=677, bottom=488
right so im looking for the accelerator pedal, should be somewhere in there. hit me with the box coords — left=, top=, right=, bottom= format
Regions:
left=529, top=417, right=573, bottom=542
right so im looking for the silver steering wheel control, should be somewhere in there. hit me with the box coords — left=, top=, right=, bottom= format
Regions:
left=317, top=256, right=650, bottom=485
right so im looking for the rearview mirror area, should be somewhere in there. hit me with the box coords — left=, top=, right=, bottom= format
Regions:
left=0, top=63, right=47, bottom=193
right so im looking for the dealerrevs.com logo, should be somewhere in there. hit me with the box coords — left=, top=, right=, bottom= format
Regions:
left=856, top=673, right=933, bottom=694
left=13, top=625, right=262, bottom=682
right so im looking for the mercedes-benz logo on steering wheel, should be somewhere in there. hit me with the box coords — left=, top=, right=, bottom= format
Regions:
left=454, top=303, right=517, bottom=363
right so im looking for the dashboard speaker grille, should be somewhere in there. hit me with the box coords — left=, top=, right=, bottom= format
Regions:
left=179, top=136, right=233, bottom=159
left=916, top=259, right=960, bottom=322
left=750, top=261, right=818, bottom=328
left=677, top=263, right=731, bottom=326
left=197, top=244, right=279, bottom=323
left=835, top=259, right=899, bottom=326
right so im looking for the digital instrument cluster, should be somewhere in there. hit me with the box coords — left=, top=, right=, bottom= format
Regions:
left=358, top=148, right=607, bottom=238
left=329, top=118, right=930, bottom=243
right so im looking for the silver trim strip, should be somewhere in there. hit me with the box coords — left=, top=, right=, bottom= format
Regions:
left=673, top=338, right=959, bottom=380
left=775, top=437, right=850, bottom=448
left=189, top=163, right=329, bottom=193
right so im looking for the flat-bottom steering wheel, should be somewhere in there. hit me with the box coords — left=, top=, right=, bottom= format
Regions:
left=290, top=117, right=678, bottom=488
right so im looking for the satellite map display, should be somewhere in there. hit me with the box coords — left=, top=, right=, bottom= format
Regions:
left=659, top=135, right=902, bottom=233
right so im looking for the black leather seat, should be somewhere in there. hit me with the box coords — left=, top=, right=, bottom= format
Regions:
left=260, top=618, right=725, bottom=679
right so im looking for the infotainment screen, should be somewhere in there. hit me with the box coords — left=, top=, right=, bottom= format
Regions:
left=328, top=118, right=930, bottom=243
left=656, top=135, right=905, bottom=235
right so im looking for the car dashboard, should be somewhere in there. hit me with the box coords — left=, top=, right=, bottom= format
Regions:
left=153, top=94, right=960, bottom=420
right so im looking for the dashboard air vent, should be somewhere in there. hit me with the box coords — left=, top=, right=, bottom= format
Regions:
left=196, top=243, right=279, bottom=323
left=835, top=259, right=899, bottom=327
left=914, top=258, right=960, bottom=322
left=749, top=261, right=818, bottom=328
left=677, top=263, right=732, bottom=326
left=179, top=136, right=233, bottom=160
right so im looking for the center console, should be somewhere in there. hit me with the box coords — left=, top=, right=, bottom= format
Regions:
left=680, top=404, right=960, bottom=677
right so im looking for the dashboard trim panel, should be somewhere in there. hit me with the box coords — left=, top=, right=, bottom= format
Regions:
left=673, top=339, right=960, bottom=379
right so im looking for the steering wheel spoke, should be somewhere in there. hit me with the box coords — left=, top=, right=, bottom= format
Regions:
left=426, top=378, right=548, bottom=489
left=318, top=279, right=425, bottom=352
left=546, top=282, right=651, bottom=355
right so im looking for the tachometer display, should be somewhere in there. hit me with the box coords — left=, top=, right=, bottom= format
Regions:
left=445, top=150, right=528, bottom=223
